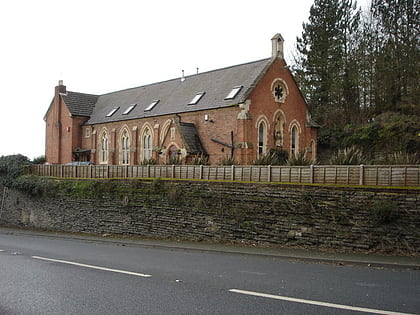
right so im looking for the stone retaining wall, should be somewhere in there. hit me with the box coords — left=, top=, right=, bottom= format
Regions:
left=1, top=179, right=419, bottom=254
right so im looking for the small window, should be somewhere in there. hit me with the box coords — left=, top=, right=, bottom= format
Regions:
left=144, top=100, right=159, bottom=111
left=123, top=104, right=136, bottom=115
left=225, top=86, right=242, bottom=100
left=188, top=92, right=205, bottom=105
left=106, top=107, right=119, bottom=117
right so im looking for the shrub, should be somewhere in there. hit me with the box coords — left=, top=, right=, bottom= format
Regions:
left=140, top=158, right=158, bottom=165
left=219, top=155, right=238, bottom=165
left=0, top=154, right=31, bottom=186
left=12, top=175, right=55, bottom=196
left=165, top=156, right=181, bottom=165
left=253, top=152, right=283, bottom=165
left=191, top=154, right=209, bottom=165
left=329, top=146, right=366, bottom=165
left=287, top=152, right=313, bottom=166
left=268, top=148, right=288, bottom=164
left=32, top=155, right=46, bottom=164
left=370, top=200, right=398, bottom=224
left=386, top=151, right=420, bottom=165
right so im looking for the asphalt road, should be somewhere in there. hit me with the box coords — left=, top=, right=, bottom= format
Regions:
left=0, top=233, right=419, bottom=315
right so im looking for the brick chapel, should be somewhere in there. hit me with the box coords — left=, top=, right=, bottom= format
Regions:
left=44, top=34, right=319, bottom=165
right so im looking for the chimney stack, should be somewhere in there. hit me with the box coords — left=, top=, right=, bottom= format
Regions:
left=57, top=80, right=67, bottom=94
left=271, top=33, right=284, bottom=60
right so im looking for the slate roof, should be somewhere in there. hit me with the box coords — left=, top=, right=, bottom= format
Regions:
left=84, top=58, right=272, bottom=125
left=61, top=91, right=98, bottom=117
left=177, top=122, right=207, bottom=155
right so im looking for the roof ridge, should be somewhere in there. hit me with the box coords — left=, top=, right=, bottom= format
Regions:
left=66, top=90, right=98, bottom=97
left=96, top=57, right=271, bottom=97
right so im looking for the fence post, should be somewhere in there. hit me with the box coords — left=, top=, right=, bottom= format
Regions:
left=310, top=165, right=314, bottom=184
left=231, top=165, right=235, bottom=181
left=267, top=165, right=271, bottom=182
left=359, top=164, right=364, bottom=185
left=172, top=164, right=175, bottom=178
left=199, top=165, right=203, bottom=180
left=389, top=166, right=392, bottom=186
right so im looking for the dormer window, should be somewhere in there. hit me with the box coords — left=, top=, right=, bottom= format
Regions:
left=122, top=104, right=136, bottom=115
left=144, top=100, right=159, bottom=111
left=189, top=92, right=205, bottom=105
left=106, top=107, right=119, bottom=117
left=225, top=86, right=242, bottom=100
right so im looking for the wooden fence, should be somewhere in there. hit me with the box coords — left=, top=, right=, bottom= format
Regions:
left=30, top=164, right=420, bottom=187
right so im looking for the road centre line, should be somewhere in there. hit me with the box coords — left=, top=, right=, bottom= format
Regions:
left=32, top=256, right=152, bottom=278
left=229, top=289, right=416, bottom=315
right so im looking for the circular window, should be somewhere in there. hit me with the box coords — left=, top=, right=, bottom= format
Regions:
left=271, top=79, right=289, bottom=103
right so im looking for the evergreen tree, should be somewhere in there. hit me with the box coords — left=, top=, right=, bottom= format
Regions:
left=370, top=0, right=419, bottom=115
left=295, top=0, right=361, bottom=128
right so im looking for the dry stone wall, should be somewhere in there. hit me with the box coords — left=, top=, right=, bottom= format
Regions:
left=0, top=179, right=419, bottom=254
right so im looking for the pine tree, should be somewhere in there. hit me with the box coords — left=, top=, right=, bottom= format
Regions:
left=370, top=0, right=419, bottom=115
left=295, top=0, right=361, bottom=128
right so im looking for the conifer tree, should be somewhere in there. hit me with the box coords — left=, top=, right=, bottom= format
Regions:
left=295, top=0, right=361, bottom=128
left=370, top=0, right=419, bottom=115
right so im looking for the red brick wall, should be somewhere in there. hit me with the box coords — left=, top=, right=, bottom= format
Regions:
left=58, top=59, right=317, bottom=166
left=45, top=88, right=88, bottom=164
left=82, top=107, right=240, bottom=166
left=246, top=58, right=317, bottom=162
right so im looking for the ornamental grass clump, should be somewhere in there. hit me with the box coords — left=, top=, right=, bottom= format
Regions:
left=329, top=146, right=366, bottom=165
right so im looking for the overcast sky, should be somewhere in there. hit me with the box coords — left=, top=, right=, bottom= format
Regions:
left=0, top=0, right=367, bottom=159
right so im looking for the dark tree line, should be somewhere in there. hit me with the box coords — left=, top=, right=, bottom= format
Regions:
left=294, top=0, right=419, bottom=163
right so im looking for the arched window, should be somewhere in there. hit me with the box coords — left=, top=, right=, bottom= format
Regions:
left=258, top=121, right=267, bottom=156
left=142, top=128, right=152, bottom=161
left=291, top=125, right=299, bottom=157
left=100, top=131, right=109, bottom=164
left=121, top=129, right=130, bottom=165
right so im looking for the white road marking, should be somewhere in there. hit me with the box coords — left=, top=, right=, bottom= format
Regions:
left=32, top=256, right=152, bottom=278
left=0, top=249, right=4, bottom=252
left=229, top=289, right=416, bottom=315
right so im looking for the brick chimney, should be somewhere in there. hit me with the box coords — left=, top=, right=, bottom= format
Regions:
left=271, top=33, right=284, bottom=60
left=56, top=80, right=67, bottom=95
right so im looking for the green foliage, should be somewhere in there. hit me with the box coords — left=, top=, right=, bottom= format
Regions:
left=0, top=154, right=31, bottom=187
left=32, top=155, right=46, bottom=164
left=219, top=155, right=238, bottom=165
left=370, top=200, right=398, bottom=225
left=295, top=0, right=361, bottom=127
left=165, top=156, right=181, bottom=165
left=287, top=152, right=313, bottom=166
left=151, top=177, right=165, bottom=193
left=11, top=175, right=56, bottom=196
left=386, top=152, right=420, bottom=165
left=329, top=146, right=366, bottom=165
left=268, top=149, right=288, bottom=164
left=140, top=158, right=158, bottom=166
left=252, top=153, right=282, bottom=165
left=294, top=0, right=419, bottom=161
left=191, top=154, right=209, bottom=165
left=341, top=112, right=420, bottom=161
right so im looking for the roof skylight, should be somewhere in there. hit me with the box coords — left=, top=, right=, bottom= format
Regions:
left=144, top=100, right=159, bottom=111
left=122, top=104, right=137, bottom=115
left=225, top=86, right=242, bottom=100
left=106, top=107, right=119, bottom=117
left=188, top=92, right=205, bottom=105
